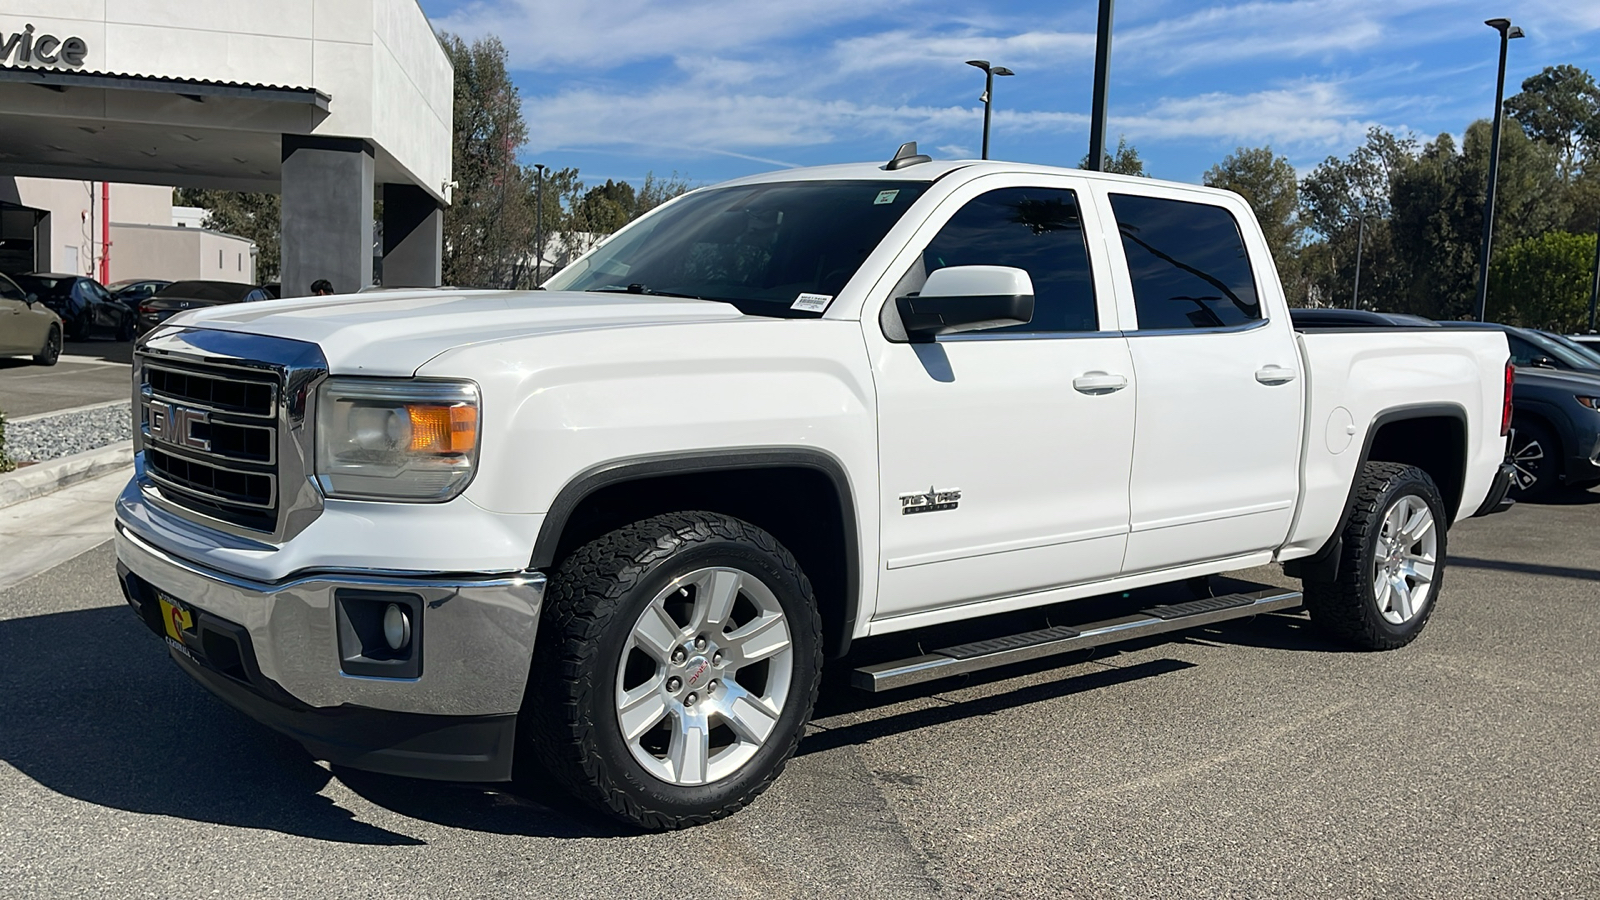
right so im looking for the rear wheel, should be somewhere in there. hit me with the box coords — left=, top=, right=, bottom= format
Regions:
left=1508, top=419, right=1559, bottom=501
left=1303, top=462, right=1446, bottom=650
left=32, top=325, right=61, bottom=366
left=523, top=511, right=822, bottom=830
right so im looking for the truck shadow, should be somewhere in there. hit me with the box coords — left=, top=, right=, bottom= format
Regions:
left=0, top=591, right=1339, bottom=842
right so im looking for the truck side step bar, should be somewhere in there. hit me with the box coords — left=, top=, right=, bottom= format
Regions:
left=851, top=587, right=1303, bottom=692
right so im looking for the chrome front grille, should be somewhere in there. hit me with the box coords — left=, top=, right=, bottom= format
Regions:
left=141, top=358, right=282, bottom=530
left=134, top=329, right=328, bottom=542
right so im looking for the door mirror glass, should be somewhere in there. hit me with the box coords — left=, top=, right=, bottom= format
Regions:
left=896, top=265, right=1034, bottom=341
left=1531, top=355, right=1558, bottom=369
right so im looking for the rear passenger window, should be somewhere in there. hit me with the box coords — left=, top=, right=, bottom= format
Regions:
left=1109, top=194, right=1261, bottom=331
left=919, top=187, right=1098, bottom=333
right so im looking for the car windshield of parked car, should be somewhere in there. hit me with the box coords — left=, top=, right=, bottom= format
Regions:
left=1519, top=330, right=1600, bottom=370
left=154, top=281, right=255, bottom=303
left=13, top=275, right=73, bottom=299
left=1537, top=331, right=1600, bottom=368
left=543, top=180, right=931, bottom=317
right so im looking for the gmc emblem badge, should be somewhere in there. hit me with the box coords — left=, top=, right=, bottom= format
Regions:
left=148, top=400, right=211, bottom=452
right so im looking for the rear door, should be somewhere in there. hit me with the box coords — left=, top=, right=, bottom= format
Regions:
left=869, top=173, right=1137, bottom=620
left=1095, top=186, right=1304, bottom=573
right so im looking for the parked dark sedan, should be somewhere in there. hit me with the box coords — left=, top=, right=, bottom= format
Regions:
left=1570, top=333, right=1600, bottom=353
left=1446, top=321, right=1600, bottom=377
left=13, top=273, right=135, bottom=341
left=1504, top=368, right=1600, bottom=499
left=1288, top=308, right=1441, bottom=328
left=108, top=278, right=173, bottom=311
left=136, top=280, right=273, bottom=336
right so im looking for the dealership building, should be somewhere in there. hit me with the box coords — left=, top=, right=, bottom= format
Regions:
left=0, top=0, right=452, bottom=296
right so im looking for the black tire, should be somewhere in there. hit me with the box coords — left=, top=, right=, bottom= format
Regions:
left=523, top=511, right=823, bottom=830
left=1303, top=462, right=1447, bottom=651
left=32, top=325, right=61, bottom=366
left=1508, top=419, right=1560, bottom=501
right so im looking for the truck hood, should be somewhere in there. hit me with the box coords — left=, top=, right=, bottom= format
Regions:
left=165, top=289, right=747, bottom=375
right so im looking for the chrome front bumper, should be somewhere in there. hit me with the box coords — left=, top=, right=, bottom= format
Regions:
left=114, top=523, right=546, bottom=718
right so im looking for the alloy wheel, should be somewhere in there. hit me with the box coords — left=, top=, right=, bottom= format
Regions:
left=615, top=566, right=795, bottom=787
left=1509, top=428, right=1545, bottom=492
left=1371, top=494, right=1437, bottom=625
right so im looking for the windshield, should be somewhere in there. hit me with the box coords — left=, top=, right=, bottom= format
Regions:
left=544, top=180, right=930, bottom=317
left=1523, top=329, right=1600, bottom=370
left=13, top=275, right=72, bottom=298
left=1537, top=330, right=1600, bottom=368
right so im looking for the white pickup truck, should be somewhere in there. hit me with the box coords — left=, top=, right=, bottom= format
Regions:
left=116, top=146, right=1516, bottom=830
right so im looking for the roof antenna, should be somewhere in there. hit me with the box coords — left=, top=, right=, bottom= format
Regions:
left=884, top=141, right=933, bottom=170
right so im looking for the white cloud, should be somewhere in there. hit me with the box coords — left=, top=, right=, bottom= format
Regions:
left=1118, top=0, right=1463, bottom=75
left=829, top=28, right=1095, bottom=74
left=1113, top=80, right=1386, bottom=150
left=433, top=0, right=910, bottom=70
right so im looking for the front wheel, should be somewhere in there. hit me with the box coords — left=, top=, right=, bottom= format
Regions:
left=33, top=325, right=61, bottom=366
left=523, top=512, right=822, bottom=830
left=1303, top=462, right=1446, bottom=650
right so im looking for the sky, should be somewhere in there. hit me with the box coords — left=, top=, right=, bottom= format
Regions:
left=418, top=0, right=1600, bottom=191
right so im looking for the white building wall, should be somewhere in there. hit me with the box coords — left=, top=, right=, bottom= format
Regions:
left=0, top=0, right=452, bottom=202
left=109, top=224, right=256, bottom=284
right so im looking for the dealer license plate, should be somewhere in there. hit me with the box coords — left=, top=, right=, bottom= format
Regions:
left=157, top=594, right=196, bottom=659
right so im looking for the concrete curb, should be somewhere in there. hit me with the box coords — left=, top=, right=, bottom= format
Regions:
left=0, top=440, right=134, bottom=509
left=10, top=398, right=131, bottom=424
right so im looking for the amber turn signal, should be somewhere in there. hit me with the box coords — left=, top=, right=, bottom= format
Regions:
left=406, top=404, right=478, bottom=454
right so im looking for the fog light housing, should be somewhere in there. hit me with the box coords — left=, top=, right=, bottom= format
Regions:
left=334, top=590, right=423, bottom=678
left=383, top=603, right=411, bottom=650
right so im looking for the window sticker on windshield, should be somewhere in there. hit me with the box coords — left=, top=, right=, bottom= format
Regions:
left=874, top=190, right=900, bottom=205
left=791, top=293, right=834, bottom=313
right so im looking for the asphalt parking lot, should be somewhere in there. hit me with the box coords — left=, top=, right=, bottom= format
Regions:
left=1, top=490, right=1597, bottom=900
left=0, top=340, right=132, bottom=418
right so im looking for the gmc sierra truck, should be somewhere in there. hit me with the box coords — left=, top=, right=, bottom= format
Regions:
left=116, top=145, right=1516, bottom=829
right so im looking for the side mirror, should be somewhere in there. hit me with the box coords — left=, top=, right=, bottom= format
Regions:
left=25, top=293, right=38, bottom=305
left=1531, top=355, right=1557, bottom=369
left=895, top=265, right=1034, bottom=341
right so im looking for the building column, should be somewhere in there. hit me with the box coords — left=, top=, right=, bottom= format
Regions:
left=380, top=183, right=442, bottom=288
left=280, top=135, right=373, bottom=297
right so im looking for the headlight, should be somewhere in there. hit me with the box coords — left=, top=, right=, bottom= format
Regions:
left=315, top=378, right=480, bottom=501
left=1578, top=396, right=1600, bottom=410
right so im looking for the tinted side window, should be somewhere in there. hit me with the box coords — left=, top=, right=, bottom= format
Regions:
left=0, top=275, right=23, bottom=302
left=921, top=187, right=1098, bottom=333
left=1110, top=194, right=1261, bottom=330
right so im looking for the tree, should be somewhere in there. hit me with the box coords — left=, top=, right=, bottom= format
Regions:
left=1080, top=135, right=1146, bottom=176
left=1204, top=146, right=1301, bottom=275
left=1488, top=230, right=1598, bottom=331
left=173, top=189, right=281, bottom=281
left=1298, top=128, right=1418, bottom=311
left=1504, top=64, right=1600, bottom=182
left=439, top=33, right=537, bottom=289
left=1388, top=120, right=1567, bottom=320
left=634, top=171, right=694, bottom=217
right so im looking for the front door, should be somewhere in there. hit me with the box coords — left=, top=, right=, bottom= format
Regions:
left=869, top=175, right=1137, bottom=622
left=1097, top=188, right=1304, bottom=573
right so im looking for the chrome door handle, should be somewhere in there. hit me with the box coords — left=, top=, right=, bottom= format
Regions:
left=1255, top=365, right=1297, bottom=385
left=1073, top=371, right=1128, bottom=394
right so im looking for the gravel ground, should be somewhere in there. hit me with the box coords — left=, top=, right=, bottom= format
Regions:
left=4, top=403, right=132, bottom=463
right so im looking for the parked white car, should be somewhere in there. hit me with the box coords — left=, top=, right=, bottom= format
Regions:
left=116, top=147, right=1516, bottom=829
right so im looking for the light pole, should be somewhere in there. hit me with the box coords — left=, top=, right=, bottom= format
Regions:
left=1086, top=0, right=1115, bottom=172
left=533, top=162, right=547, bottom=287
left=1588, top=214, right=1599, bottom=332
left=965, top=60, right=1014, bottom=159
left=1351, top=209, right=1366, bottom=310
left=1475, top=17, right=1524, bottom=322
